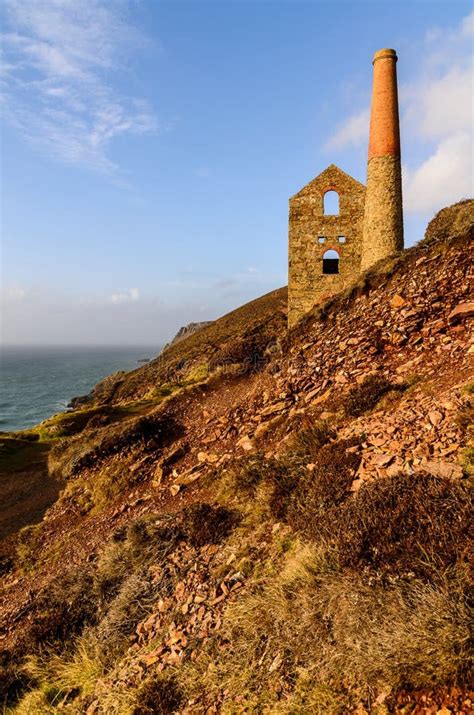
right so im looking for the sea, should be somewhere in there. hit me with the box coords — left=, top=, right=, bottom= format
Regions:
left=0, top=345, right=162, bottom=433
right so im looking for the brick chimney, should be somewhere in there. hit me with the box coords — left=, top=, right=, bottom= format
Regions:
left=361, top=48, right=404, bottom=271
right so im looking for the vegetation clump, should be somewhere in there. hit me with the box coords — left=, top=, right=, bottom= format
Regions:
left=220, top=453, right=283, bottom=498
left=336, top=472, right=473, bottom=579
left=287, top=438, right=361, bottom=540
left=343, top=373, right=404, bottom=416
left=179, top=502, right=237, bottom=547
left=132, top=675, right=183, bottom=715
left=288, top=417, right=336, bottom=458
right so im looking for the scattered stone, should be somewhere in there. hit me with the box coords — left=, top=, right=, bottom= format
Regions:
left=448, top=302, right=474, bottom=323
left=390, top=294, right=407, bottom=309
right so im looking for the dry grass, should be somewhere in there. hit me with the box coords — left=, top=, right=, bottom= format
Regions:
left=49, top=412, right=183, bottom=480
left=182, top=540, right=472, bottom=712
left=21, top=635, right=105, bottom=704
left=4, top=514, right=183, bottom=710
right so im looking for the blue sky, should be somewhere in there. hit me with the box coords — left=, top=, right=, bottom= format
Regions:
left=1, top=0, right=473, bottom=345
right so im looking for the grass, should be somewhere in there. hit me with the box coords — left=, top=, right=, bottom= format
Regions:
left=6, top=514, right=185, bottom=711
left=15, top=523, right=45, bottom=571
left=48, top=411, right=185, bottom=514
left=21, top=635, right=106, bottom=705
left=181, top=539, right=472, bottom=713
left=7, top=462, right=473, bottom=713
left=0, top=438, right=55, bottom=541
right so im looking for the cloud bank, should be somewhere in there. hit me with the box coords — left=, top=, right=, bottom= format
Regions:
left=0, top=0, right=157, bottom=172
left=326, top=12, right=473, bottom=214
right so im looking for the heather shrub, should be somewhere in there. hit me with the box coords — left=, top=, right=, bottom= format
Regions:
left=289, top=418, right=336, bottom=459
left=179, top=503, right=237, bottom=547
left=222, top=453, right=280, bottom=496
left=343, top=373, right=404, bottom=416
left=132, top=674, right=183, bottom=714
left=287, top=438, right=361, bottom=540
left=336, top=472, right=473, bottom=579
left=27, top=566, right=98, bottom=648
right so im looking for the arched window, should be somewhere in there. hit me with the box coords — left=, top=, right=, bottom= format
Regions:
left=322, top=249, right=339, bottom=275
left=323, top=190, right=339, bottom=215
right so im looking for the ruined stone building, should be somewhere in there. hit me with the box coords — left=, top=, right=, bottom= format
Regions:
left=288, top=49, right=404, bottom=328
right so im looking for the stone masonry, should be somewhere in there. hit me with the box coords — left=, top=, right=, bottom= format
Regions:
left=288, top=164, right=366, bottom=328
left=288, top=48, right=404, bottom=327
left=361, top=48, right=404, bottom=271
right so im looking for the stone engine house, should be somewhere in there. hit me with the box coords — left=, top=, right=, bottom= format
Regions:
left=288, top=48, right=404, bottom=328
left=288, top=165, right=366, bottom=328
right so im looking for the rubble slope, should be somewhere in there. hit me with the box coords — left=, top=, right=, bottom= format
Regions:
left=0, top=201, right=473, bottom=714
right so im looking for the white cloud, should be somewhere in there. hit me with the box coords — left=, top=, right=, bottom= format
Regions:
left=110, top=287, right=140, bottom=304
left=403, top=132, right=473, bottom=213
left=325, top=11, right=474, bottom=215
left=0, top=0, right=157, bottom=173
left=2, top=284, right=26, bottom=301
left=325, top=108, right=370, bottom=152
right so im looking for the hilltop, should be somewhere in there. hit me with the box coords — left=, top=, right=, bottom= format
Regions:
left=0, top=201, right=473, bottom=714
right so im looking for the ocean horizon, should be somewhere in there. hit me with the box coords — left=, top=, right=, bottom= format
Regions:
left=0, top=344, right=162, bottom=432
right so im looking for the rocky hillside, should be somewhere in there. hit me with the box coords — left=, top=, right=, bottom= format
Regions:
left=0, top=201, right=472, bottom=714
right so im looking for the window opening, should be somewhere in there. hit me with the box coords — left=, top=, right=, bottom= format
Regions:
left=323, top=190, right=339, bottom=215
left=322, top=249, right=339, bottom=274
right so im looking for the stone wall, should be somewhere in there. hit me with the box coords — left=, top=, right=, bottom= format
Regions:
left=361, top=155, right=403, bottom=271
left=288, top=164, right=366, bottom=328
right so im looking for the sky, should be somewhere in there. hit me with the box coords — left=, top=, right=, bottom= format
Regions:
left=1, top=0, right=473, bottom=345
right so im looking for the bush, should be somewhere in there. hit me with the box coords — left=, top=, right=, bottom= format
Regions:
left=336, top=472, right=473, bottom=579
left=267, top=465, right=299, bottom=521
left=343, top=374, right=404, bottom=416
left=289, top=418, right=336, bottom=459
left=15, top=523, right=44, bottom=571
left=179, top=503, right=237, bottom=547
left=132, top=674, right=183, bottom=715
left=94, top=516, right=182, bottom=603
left=223, top=453, right=279, bottom=495
left=96, top=573, right=154, bottom=662
left=0, top=649, right=29, bottom=705
left=288, top=438, right=361, bottom=541
left=456, top=402, right=473, bottom=434
left=27, top=566, right=98, bottom=649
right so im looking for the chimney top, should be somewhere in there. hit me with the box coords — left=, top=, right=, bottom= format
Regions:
left=373, top=48, right=397, bottom=64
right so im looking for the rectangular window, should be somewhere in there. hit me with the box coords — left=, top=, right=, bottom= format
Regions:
left=338, top=236, right=346, bottom=243
left=318, top=236, right=326, bottom=244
